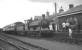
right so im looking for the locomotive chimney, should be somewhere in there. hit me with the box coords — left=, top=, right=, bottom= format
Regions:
left=42, top=14, right=45, bottom=19
left=46, top=11, right=49, bottom=17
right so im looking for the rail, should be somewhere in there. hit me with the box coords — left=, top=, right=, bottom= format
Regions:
left=0, top=33, right=48, bottom=50
left=0, top=38, right=23, bottom=50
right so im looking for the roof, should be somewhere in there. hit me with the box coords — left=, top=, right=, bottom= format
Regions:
left=58, top=5, right=82, bottom=17
left=3, top=22, right=24, bottom=28
left=15, top=22, right=24, bottom=24
left=14, top=22, right=24, bottom=26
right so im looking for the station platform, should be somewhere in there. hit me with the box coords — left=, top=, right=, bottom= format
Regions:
left=4, top=34, right=82, bottom=50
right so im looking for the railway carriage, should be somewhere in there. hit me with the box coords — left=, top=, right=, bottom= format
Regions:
left=3, top=22, right=25, bottom=35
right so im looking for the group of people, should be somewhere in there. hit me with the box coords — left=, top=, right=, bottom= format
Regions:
left=62, top=21, right=73, bottom=38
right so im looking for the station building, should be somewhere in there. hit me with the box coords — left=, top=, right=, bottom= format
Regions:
left=57, top=4, right=82, bottom=31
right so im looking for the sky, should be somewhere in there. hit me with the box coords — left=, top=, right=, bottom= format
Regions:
left=0, top=0, right=82, bottom=28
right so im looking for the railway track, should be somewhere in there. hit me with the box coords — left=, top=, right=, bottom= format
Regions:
left=0, top=38, right=24, bottom=50
left=0, top=33, right=48, bottom=50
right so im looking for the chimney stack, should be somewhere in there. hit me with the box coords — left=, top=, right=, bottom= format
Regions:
left=69, top=4, right=74, bottom=9
left=54, top=3, right=57, bottom=14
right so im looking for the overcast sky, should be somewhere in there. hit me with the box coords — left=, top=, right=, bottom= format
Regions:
left=0, top=0, right=82, bottom=28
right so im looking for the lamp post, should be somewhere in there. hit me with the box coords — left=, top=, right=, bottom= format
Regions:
left=24, top=20, right=28, bottom=31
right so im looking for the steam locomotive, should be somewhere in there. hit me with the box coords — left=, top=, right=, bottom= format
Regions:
left=3, top=14, right=54, bottom=37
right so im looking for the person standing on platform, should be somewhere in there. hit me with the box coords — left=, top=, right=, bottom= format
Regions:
left=49, top=24, right=53, bottom=30
left=62, top=22, right=66, bottom=31
left=68, top=27, right=72, bottom=38
left=66, top=21, right=72, bottom=38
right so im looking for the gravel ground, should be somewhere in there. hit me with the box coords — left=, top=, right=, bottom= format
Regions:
left=5, top=34, right=82, bottom=50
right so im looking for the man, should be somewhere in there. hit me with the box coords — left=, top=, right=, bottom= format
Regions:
left=66, top=21, right=72, bottom=38
left=49, top=24, right=53, bottom=30
left=62, top=22, right=66, bottom=31
left=68, top=27, right=72, bottom=38
left=65, top=22, right=70, bottom=31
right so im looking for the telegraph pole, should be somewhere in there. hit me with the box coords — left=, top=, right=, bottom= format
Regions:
left=54, top=2, right=58, bottom=32
left=55, top=2, right=57, bottom=14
